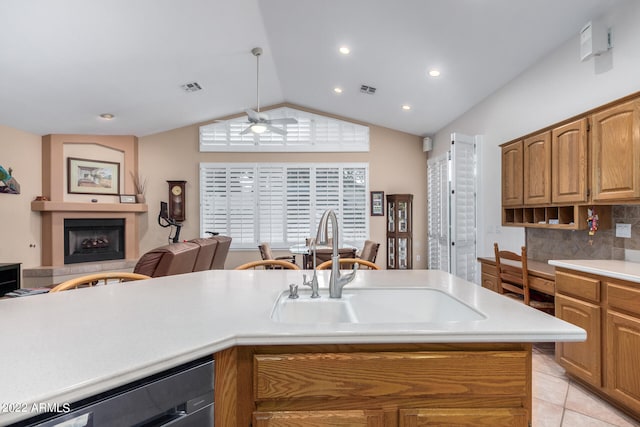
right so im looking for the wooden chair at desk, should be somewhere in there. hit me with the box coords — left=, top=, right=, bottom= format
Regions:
left=493, top=243, right=555, bottom=314
left=49, top=272, right=151, bottom=293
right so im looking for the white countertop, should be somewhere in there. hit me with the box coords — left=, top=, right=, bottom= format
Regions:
left=0, top=269, right=584, bottom=425
left=549, top=259, right=640, bottom=283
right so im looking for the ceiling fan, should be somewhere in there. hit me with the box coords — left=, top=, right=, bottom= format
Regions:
left=240, top=47, right=297, bottom=136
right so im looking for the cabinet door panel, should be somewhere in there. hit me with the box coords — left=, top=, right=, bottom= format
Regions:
left=555, top=294, right=601, bottom=386
left=254, top=410, right=384, bottom=426
left=400, top=408, right=527, bottom=427
left=254, top=351, right=528, bottom=400
left=606, top=311, right=640, bottom=414
left=523, top=131, right=551, bottom=204
left=552, top=118, right=588, bottom=203
left=502, top=141, right=523, bottom=206
left=592, top=99, right=640, bottom=201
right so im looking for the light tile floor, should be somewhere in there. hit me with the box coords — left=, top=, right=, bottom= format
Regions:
left=533, top=343, right=640, bottom=427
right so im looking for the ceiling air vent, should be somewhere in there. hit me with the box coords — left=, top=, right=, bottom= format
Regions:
left=360, top=85, right=376, bottom=95
left=181, top=82, right=202, bottom=93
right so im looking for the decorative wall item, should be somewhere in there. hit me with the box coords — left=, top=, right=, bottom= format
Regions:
left=370, top=191, right=384, bottom=216
left=130, top=171, right=147, bottom=203
left=0, top=165, right=20, bottom=194
left=67, top=157, right=120, bottom=195
left=119, top=194, right=136, bottom=204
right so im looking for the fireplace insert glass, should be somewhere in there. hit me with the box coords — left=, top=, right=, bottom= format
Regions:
left=64, top=219, right=125, bottom=264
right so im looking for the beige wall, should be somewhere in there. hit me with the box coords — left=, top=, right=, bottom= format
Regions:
left=0, top=125, right=42, bottom=268
left=139, top=105, right=427, bottom=269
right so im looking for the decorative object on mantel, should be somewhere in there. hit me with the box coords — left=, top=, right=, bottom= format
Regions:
left=119, top=194, right=136, bottom=204
left=0, top=165, right=20, bottom=194
left=34, top=196, right=48, bottom=201
left=130, top=171, right=147, bottom=203
left=67, top=157, right=120, bottom=195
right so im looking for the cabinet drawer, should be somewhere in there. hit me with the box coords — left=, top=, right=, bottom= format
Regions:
left=400, top=408, right=527, bottom=427
left=607, top=282, right=640, bottom=316
left=481, top=263, right=497, bottom=277
left=254, top=351, right=528, bottom=400
left=529, top=276, right=554, bottom=295
left=555, top=271, right=600, bottom=302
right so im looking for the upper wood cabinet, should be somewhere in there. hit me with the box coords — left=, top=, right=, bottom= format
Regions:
left=551, top=118, right=589, bottom=203
left=501, top=140, right=523, bottom=206
left=591, top=98, right=640, bottom=201
left=523, top=131, right=551, bottom=205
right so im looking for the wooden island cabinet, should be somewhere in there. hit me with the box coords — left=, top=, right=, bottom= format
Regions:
left=215, top=343, right=532, bottom=427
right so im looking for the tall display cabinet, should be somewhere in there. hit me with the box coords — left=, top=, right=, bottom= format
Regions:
left=386, top=194, right=413, bottom=269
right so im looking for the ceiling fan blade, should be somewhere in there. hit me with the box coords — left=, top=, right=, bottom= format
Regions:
left=239, top=126, right=253, bottom=135
left=245, top=109, right=260, bottom=123
left=266, top=117, right=298, bottom=125
left=265, top=124, right=287, bottom=136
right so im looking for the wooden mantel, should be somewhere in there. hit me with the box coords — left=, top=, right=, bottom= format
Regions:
left=31, top=201, right=148, bottom=213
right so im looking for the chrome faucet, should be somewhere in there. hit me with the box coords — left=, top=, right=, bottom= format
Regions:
left=316, top=209, right=358, bottom=298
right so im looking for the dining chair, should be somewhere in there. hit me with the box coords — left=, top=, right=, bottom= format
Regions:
left=314, top=247, right=356, bottom=266
left=258, top=242, right=296, bottom=268
left=49, top=272, right=151, bottom=293
left=234, top=260, right=301, bottom=270
left=316, top=258, right=380, bottom=270
left=357, top=240, right=380, bottom=263
left=493, top=243, right=554, bottom=313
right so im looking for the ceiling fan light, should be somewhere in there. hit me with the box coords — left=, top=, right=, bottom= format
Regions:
left=251, top=123, right=267, bottom=134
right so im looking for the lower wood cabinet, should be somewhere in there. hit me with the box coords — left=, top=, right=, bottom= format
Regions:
left=215, top=343, right=532, bottom=427
left=554, top=268, right=640, bottom=419
left=555, top=293, right=602, bottom=387
left=254, top=410, right=384, bottom=426
left=399, top=408, right=527, bottom=427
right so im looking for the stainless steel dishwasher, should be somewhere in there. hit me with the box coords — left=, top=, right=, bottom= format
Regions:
left=13, top=356, right=214, bottom=427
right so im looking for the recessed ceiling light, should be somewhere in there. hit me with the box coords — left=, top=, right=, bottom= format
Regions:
left=428, top=69, right=441, bottom=77
left=402, top=105, right=411, bottom=111
left=339, top=46, right=350, bottom=55
left=333, top=87, right=343, bottom=94
left=99, top=113, right=114, bottom=120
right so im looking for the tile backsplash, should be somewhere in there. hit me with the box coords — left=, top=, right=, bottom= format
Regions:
left=526, top=205, right=640, bottom=262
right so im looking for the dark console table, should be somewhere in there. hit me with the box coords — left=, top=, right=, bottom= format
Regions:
left=0, top=263, right=21, bottom=296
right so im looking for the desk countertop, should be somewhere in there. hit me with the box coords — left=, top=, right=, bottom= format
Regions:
left=0, top=269, right=584, bottom=425
left=478, top=256, right=555, bottom=280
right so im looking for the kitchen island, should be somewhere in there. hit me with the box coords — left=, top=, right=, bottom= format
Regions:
left=0, top=269, right=584, bottom=426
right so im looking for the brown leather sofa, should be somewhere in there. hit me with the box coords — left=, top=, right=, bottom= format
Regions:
left=133, top=235, right=233, bottom=277
left=208, top=235, right=232, bottom=269
left=133, top=241, right=200, bottom=277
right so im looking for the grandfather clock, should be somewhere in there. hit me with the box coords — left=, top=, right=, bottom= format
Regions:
left=167, top=180, right=186, bottom=222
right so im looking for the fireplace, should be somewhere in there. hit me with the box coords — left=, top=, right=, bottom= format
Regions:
left=64, top=218, right=125, bottom=264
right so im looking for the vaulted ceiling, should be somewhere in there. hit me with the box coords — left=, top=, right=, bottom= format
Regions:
left=0, top=0, right=622, bottom=137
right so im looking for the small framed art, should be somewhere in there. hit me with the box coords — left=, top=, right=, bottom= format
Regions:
left=371, top=191, right=384, bottom=216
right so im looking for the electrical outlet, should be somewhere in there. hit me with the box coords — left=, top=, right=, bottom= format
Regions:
left=616, top=223, right=632, bottom=238
left=416, top=255, right=421, bottom=261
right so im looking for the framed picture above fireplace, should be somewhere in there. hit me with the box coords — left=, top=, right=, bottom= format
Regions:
left=68, top=157, right=120, bottom=195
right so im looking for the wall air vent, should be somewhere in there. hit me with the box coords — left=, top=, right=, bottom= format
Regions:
left=181, top=82, right=202, bottom=93
left=360, top=85, right=376, bottom=95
